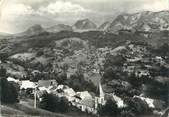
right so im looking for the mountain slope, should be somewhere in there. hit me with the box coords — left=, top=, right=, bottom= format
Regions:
left=106, top=11, right=169, bottom=33
left=16, top=24, right=47, bottom=37
left=46, top=24, right=73, bottom=33
left=98, top=21, right=111, bottom=31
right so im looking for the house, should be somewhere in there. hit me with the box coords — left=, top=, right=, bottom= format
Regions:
left=63, top=88, right=76, bottom=97
left=72, top=81, right=106, bottom=114
left=36, top=90, right=47, bottom=101
left=20, top=80, right=37, bottom=97
left=20, top=80, right=36, bottom=89
left=112, top=93, right=127, bottom=108
left=76, top=91, right=93, bottom=100
left=74, top=98, right=96, bottom=114
left=105, top=93, right=127, bottom=108
left=7, top=77, right=19, bottom=83
left=134, top=95, right=164, bottom=110
left=135, top=70, right=150, bottom=78
left=38, top=80, right=57, bottom=88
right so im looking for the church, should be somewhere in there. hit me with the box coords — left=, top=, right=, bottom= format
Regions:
left=71, top=81, right=106, bottom=114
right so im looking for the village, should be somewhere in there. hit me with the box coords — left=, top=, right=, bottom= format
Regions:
left=7, top=76, right=117, bottom=114
left=6, top=73, right=161, bottom=116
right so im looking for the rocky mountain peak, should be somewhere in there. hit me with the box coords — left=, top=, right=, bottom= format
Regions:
left=73, top=18, right=97, bottom=30
left=106, top=10, right=169, bottom=33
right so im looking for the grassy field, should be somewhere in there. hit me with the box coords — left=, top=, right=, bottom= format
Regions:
left=1, top=98, right=71, bottom=117
left=1, top=99, right=96, bottom=117
left=1, top=98, right=161, bottom=117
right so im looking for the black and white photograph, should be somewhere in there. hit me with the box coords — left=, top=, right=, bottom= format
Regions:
left=0, top=0, right=169, bottom=117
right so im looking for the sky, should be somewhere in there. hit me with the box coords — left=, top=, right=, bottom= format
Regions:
left=0, top=0, right=168, bottom=33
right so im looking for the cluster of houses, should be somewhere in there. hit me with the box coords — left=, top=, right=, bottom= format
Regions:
left=7, top=77, right=107, bottom=114
left=6, top=75, right=164, bottom=115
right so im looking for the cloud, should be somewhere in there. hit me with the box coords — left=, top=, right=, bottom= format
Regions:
left=141, top=0, right=168, bottom=12
left=0, top=0, right=92, bottom=33
left=0, top=3, right=35, bottom=33
left=38, top=1, right=89, bottom=15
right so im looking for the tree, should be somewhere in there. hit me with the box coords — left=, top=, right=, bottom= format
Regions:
left=120, top=111, right=136, bottom=117
left=124, top=97, right=152, bottom=115
left=0, top=78, right=19, bottom=104
left=104, top=54, right=126, bottom=67
left=66, top=73, right=96, bottom=92
left=98, top=99, right=120, bottom=116
left=0, top=66, right=7, bottom=77
left=39, top=93, right=69, bottom=113
left=36, top=50, right=44, bottom=57
left=56, top=72, right=67, bottom=84
left=157, top=43, right=169, bottom=56
left=0, top=52, right=8, bottom=62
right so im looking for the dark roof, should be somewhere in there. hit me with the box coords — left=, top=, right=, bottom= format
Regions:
left=79, top=98, right=95, bottom=108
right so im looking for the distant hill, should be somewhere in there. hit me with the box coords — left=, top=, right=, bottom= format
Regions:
left=0, top=32, right=12, bottom=40
left=16, top=24, right=47, bottom=37
left=0, top=32, right=11, bottom=36
left=73, top=19, right=97, bottom=31
left=46, top=24, right=73, bottom=33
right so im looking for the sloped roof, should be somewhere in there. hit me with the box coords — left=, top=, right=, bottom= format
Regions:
left=20, top=80, right=36, bottom=89
left=38, top=80, right=57, bottom=87
left=79, top=98, right=95, bottom=108
left=7, top=77, right=19, bottom=83
left=76, top=91, right=93, bottom=100
left=64, top=88, right=76, bottom=97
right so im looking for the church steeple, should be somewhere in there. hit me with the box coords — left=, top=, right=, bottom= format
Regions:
left=95, top=80, right=105, bottom=110
left=99, top=81, right=104, bottom=98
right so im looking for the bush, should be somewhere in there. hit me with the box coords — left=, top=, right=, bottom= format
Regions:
left=0, top=78, right=19, bottom=104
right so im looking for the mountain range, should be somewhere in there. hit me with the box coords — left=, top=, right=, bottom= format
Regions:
left=2, top=10, right=169, bottom=38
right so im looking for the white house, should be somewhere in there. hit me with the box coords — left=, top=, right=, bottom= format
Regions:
left=74, top=98, right=96, bottom=114
left=20, top=80, right=36, bottom=89
left=7, top=77, right=19, bottom=83
left=63, top=88, right=76, bottom=97
left=134, top=96, right=155, bottom=108
left=76, top=91, right=93, bottom=100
